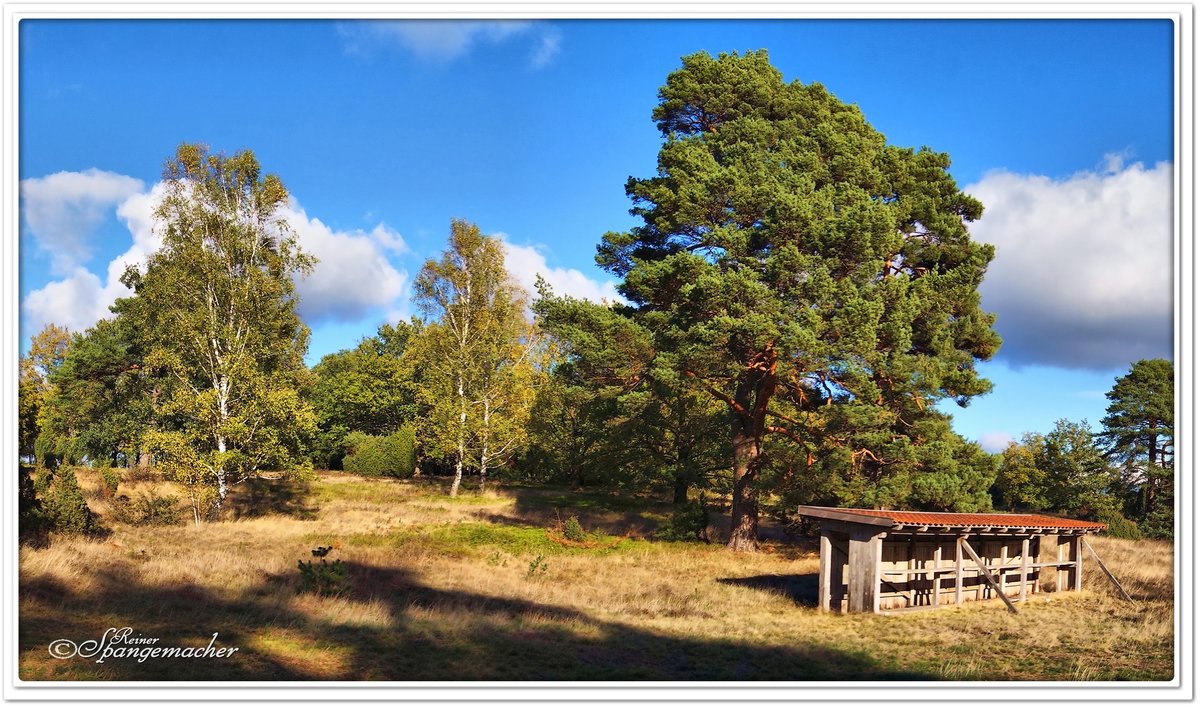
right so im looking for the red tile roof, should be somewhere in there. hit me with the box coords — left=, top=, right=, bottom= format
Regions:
left=799, top=506, right=1107, bottom=531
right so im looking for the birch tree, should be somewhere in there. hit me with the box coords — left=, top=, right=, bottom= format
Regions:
left=121, top=143, right=317, bottom=519
left=412, top=220, right=538, bottom=496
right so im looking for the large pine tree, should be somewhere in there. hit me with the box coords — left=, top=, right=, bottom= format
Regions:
left=598, top=51, right=1001, bottom=550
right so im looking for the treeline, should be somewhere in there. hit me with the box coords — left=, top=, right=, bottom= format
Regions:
left=17, top=51, right=1175, bottom=547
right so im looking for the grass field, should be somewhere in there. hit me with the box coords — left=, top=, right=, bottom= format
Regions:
left=18, top=469, right=1175, bottom=681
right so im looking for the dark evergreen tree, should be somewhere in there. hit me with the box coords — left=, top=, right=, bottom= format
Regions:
left=1097, top=359, right=1174, bottom=538
left=597, top=50, right=1001, bottom=549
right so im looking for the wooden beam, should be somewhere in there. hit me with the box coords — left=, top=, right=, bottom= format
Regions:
left=932, top=542, right=942, bottom=607
left=907, top=536, right=916, bottom=607
left=1019, top=537, right=1030, bottom=602
left=847, top=527, right=884, bottom=613
left=959, top=538, right=1019, bottom=614
left=1082, top=538, right=1133, bottom=602
left=798, top=506, right=894, bottom=528
left=1032, top=536, right=1041, bottom=594
left=999, top=542, right=1008, bottom=596
left=955, top=535, right=964, bottom=605
left=819, top=529, right=832, bottom=612
left=1071, top=535, right=1083, bottom=592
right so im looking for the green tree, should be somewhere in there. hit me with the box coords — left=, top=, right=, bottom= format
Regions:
left=308, top=321, right=421, bottom=468
left=534, top=289, right=729, bottom=502
left=993, top=436, right=1049, bottom=511
left=597, top=51, right=1000, bottom=550
left=1097, top=358, right=1174, bottom=537
left=121, top=143, right=317, bottom=517
left=994, top=420, right=1119, bottom=521
left=411, top=219, right=540, bottom=496
left=19, top=324, right=72, bottom=464
left=38, top=317, right=151, bottom=468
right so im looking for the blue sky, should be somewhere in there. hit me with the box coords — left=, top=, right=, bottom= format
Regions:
left=17, top=18, right=1175, bottom=451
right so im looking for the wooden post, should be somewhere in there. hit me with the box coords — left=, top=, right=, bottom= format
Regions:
left=1019, top=537, right=1030, bottom=602
left=1032, top=535, right=1041, bottom=594
left=847, top=527, right=884, bottom=613
left=1071, top=535, right=1083, bottom=592
left=932, top=541, right=942, bottom=607
left=1082, top=538, right=1134, bottom=602
left=960, top=538, right=1019, bottom=614
left=907, top=536, right=916, bottom=607
left=1056, top=534, right=1065, bottom=591
left=999, top=542, right=1008, bottom=597
left=955, top=535, right=965, bottom=605
left=819, top=528, right=832, bottom=612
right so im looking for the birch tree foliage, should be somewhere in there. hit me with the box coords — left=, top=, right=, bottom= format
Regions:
left=121, top=144, right=317, bottom=518
left=411, top=220, right=540, bottom=496
left=19, top=324, right=72, bottom=462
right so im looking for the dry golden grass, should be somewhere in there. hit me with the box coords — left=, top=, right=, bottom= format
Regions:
left=18, top=470, right=1174, bottom=681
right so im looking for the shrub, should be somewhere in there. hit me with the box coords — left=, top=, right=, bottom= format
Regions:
left=655, top=501, right=710, bottom=542
left=111, top=490, right=185, bottom=527
left=526, top=554, right=548, bottom=579
left=562, top=515, right=587, bottom=542
left=297, top=558, right=350, bottom=596
left=19, top=465, right=50, bottom=543
left=42, top=467, right=102, bottom=536
left=98, top=467, right=121, bottom=498
left=342, top=428, right=416, bottom=478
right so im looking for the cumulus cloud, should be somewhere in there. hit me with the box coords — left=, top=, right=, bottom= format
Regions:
left=280, top=203, right=409, bottom=323
left=499, top=238, right=622, bottom=305
left=23, top=267, right=111, bottom=335
left=20, top=168, right=145, bottom=274
left=338, top=20, right=560, bottom=67
left=966, top=157, right=1173, bottom=370
left=22, top=171, right=410, bottom=336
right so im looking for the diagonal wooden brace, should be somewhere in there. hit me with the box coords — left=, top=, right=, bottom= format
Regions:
left=1083, top=538, right=1134, bottom=602
left=959, top=537, right=1019, bottom=614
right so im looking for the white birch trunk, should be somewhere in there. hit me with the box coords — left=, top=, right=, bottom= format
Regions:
left=450, top=373, right=466, bottom=497
left=479, top=398, right=490, bottom=491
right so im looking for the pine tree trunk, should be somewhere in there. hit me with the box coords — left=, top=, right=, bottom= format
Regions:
left=726, top=356, right=774, bottom=552
left=728, top=421, right=760, bottom=552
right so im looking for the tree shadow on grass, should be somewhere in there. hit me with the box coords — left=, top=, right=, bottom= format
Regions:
left=226, top=476, right=319, bottom=521
left=20, top=558, right=933, bottom=682
left=718, top=573, right=819, bottom=608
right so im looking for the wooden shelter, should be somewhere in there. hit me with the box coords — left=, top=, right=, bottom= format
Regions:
left=798, top=506, right=1110, bottom=614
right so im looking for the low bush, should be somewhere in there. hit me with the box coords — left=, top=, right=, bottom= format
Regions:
left=19, top=465, right=50, bottom=543
left=342, top=429, right=416, bottom=478
left=41, top=467, right=102, bottom=536
left=562, top=515, right=587, bottom=542
left=655, top=501, right=710, bottom=542
left=98, top=467, right=121, bottom=498
left=297, top=558, right=350, bottom=596
left=111, top=490, right=184, bottom=527
left=1095, top=508, right=1143, bottom=541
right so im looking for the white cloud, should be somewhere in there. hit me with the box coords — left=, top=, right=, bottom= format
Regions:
left=20, top=168, right=145, bottom=274
left=977, top=432, right=1015, bottom=454
left=280, top=203, right=409, bottom=323
left=529, top=26, right=562, bottom=68
left=23, top=267, right=111, bottom=336
left=338, top=20, right=559, bottom=68
left=967, top=157, right=1173, bottom=370
left=498, top=238, right=623, bottom=305
left=23, top=172, right=410, bottom=336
